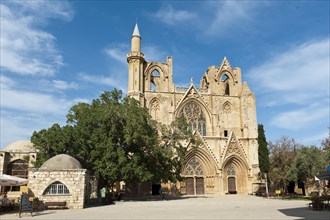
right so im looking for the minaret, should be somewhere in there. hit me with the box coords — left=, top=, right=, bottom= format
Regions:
left=127, top=22, right=145, bottom=106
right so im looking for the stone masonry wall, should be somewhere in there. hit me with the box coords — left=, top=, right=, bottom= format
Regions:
left=28, top=169, right=88, bottom=209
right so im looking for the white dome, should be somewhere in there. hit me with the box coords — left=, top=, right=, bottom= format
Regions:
left=3, top=140, right=35, bottom=152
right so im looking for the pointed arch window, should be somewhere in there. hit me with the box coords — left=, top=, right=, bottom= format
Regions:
left=184, top=157, right=203, bottom=175
left=220, top=74, right=230, bottom=96
left=179, top=101, right=206, bottom=136
left=225, top=82, right=230, bottom=95
left=150, top=70, right=160, bottom=91
left=150, top=99, right=160, bottom=120
left=227, top=163, right=235, bottom=176
left=43, top=181, right=70, bottom=195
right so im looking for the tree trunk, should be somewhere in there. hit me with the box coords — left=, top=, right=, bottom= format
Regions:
left=265, top=173, right=269, bottom=197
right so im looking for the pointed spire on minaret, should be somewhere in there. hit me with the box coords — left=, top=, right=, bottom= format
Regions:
left=132, top=19, right=140, bottom=37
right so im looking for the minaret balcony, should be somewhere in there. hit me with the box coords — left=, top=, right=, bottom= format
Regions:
left=127, top=51, right=145, bottom=58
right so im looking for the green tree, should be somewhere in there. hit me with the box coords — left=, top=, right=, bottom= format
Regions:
left=258, top=124, right=270, bottom=173
left=268, top=136, right=301, bottom=192
left=294, top=146, right=326, bottom=182
left=31, top=89, right=192, bottom=189
left=321, top=135, right=330, bottom=163
left=31, top=124, right=78, bottom=167
left=287, top=146, right=326, bottom=194
left=159, top=116, right=200, bottom=182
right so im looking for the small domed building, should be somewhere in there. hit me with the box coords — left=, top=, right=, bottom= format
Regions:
left=0, top=140, right=37, bottom=192
left=28, top=154, right=89, bottom=209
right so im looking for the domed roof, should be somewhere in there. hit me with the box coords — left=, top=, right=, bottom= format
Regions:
left=40, top=154, right=82, bottom=170
left=3, top=140, right=36, bottom=152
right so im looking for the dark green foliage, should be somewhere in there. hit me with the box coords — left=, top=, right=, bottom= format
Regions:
left=258, top=124, right=270, bottom=173
left=31, top=89, right=193, bottom=188
left=287, top=146, right=327, bottom=183
left=268, top=137, right=300, bottom=191
left=268, top=136, right=328, bottom=193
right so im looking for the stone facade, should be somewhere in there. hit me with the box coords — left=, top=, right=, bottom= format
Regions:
left=127, top=23, right=260, bottom=195
left=0, top=140, right=37, bottom=196
left=0, top=140, right=37, bottom=176
left=28, top=169, right=88, bottom=209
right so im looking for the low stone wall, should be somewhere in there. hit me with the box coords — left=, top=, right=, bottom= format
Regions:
left=28, top=169, right=89, bottom=209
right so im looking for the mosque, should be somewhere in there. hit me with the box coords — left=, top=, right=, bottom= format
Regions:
left=126, top=23, right=260, bottom=195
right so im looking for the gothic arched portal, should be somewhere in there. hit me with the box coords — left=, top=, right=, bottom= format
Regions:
left=182, top=157, right=205, bottom=195
left=223, top=156, right=249, bottom=194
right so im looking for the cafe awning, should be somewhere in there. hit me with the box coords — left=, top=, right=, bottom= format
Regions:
left=316, top=171, right=330, bottom=180
left=0, top=174, right=29, bottom=186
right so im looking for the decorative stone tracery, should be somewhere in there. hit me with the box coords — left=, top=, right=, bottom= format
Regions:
left=179, top=101, right=206, bottom=136
left=184, top=157, right=204, bottom=176
left=149, top=99, right=160, bottom=120
left=223, top=102, right=232, bottom=114
left=227, top=163, right=235, bottom=176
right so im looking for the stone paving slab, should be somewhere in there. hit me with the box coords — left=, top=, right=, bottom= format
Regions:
left=1, top=195, right=329, bottom=219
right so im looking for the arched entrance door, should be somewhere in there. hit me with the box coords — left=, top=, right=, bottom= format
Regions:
left=228, top=177, right=236, bottom=194
left=227, top=163, right=237, bottom=194
left=183, top=157, right=204, bottom=195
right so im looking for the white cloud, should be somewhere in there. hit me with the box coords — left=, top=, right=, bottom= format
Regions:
left=1, top=88, right=71, bottom=115
left=143, top=46, right=168, bottom=62
left=299, top=131, right=329, bottom=146
left=0, top=75, right=79, bottom=148
left=0, top=110, right=66, bottom=149
left=104, top=43, right=129, bottom=64
left=270, top=104, right=329, bottom=130
left=11, top=0, right=74, bottom=22
left=79, top=72, right=127, bottom=93
left=1, top=75, right=71, bottom=115
left=248, top=37, right=330, bottom=106
left=0, top=75, right=16, bottom=89
left=248, top=37, right=329, bottom=144
left=154, top=4, right=197, bottom=26
left=53, top=80, right=79, bottom=90
left=151, top=1, right=262, bottom=37
left=0, top=1, right=73, bottom=76
left=206, top=1, right=259, bottom=36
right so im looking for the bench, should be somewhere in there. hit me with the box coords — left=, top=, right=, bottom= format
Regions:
left=45, top=201, right=66, bottom=209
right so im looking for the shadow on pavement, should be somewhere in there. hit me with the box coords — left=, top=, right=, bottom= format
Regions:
left=278, top=207, right=330, bottom=220
left=121, top=195, right=207, bottom=202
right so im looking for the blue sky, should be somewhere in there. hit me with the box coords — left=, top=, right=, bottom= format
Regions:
left=1, top=0, right=329, bottom=149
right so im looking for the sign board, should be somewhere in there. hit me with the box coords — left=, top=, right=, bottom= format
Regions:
left=19, top=194, right=33, bottom=217
left=295, top=188, right=303, bottom=195
left=20, top=186, right=28, bottom=193
left=275, top=190, right=281, bottom=195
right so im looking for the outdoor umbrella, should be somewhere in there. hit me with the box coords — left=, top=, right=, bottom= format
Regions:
left=316, top=171, right=330, bottom=180
left=0, top=174, right=29, bottom=186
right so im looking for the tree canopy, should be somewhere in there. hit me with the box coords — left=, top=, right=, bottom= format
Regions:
left=267, top=136, right=329, bottom=194
left=31, top=89, right=194, bottom=187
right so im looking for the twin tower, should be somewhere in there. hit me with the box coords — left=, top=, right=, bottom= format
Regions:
left=126, top=23, right=260, bottom=196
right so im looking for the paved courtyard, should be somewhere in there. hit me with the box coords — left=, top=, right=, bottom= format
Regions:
left=1, top=195, right=329, bottom=219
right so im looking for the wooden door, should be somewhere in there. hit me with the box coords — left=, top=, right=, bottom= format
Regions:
left=228, top=177, right=236, bottom=194
left=186, top=177, right=194, bottom=195
left=196, top=177, right=204, bottom=195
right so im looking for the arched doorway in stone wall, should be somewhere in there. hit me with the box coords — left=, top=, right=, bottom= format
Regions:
left=183, top=157, right=205, bottom=195
left=223, top=156, right=248, bottom=194
left=226, top=164, right=237, bottom=194
left=5, top=159, right=29, bottom=192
